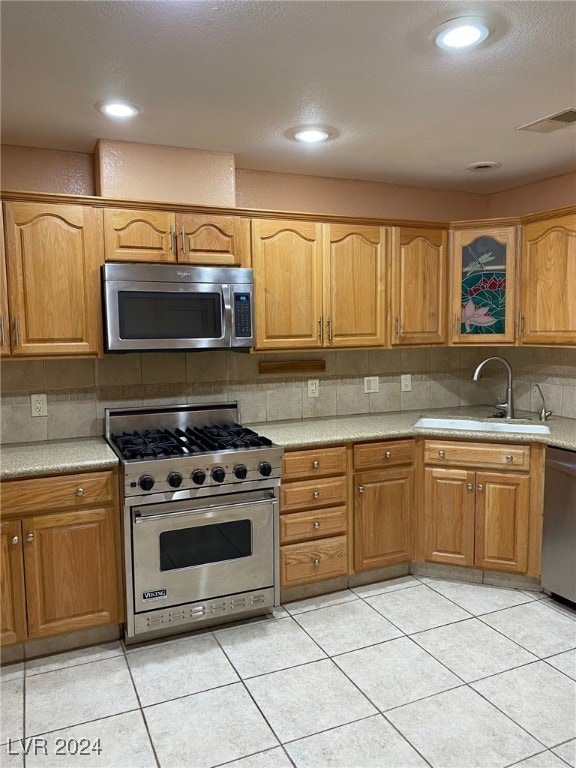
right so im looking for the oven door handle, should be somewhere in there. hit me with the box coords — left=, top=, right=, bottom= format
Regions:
left=133, top=496, right=274, bottom=523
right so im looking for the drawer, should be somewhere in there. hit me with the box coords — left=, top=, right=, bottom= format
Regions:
left=1, top=471, right=116, bottom=518
left=354, top=439, right=414, bottom=471
left=281, top=476, right=347, bottom=513
left=280, top=506, right=347, bottom=544
left=281, top=536, right=348, bottom=587
left=283, top=446, right=347, bottom=480
left=423, top=441, right=530, bottom=471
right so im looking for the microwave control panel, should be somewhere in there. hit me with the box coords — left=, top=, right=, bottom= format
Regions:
left=234, top=293, right=252, bottom=337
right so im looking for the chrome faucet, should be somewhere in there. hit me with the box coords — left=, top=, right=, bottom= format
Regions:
left=472, top=356, right=515, bottom=419
left=533, top=384, right=554, bottom=421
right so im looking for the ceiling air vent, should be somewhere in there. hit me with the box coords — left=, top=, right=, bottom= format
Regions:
left=517, top=109, right=576, bottom=134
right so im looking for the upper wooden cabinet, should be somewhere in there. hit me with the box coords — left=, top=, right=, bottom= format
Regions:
left=3, top=202, right=103, bottom=356
left=252, top=219, right=324, bottom=349
left=519, top=213, right=576, bottom=345
left=104, top=208, right=250, bottom=266
left=0, top=207, right=11, bottom=356
left=450, top=225, right=517, bottom=345
left=252, top=219, right=385, bottom=350
left=390, top=227, right=447, bottom=346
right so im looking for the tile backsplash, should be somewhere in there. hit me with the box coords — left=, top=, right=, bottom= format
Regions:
left=1, top=347, right=575, bottom=444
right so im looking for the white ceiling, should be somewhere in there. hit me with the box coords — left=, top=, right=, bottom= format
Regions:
left=1, top=0, right=575, bottom=194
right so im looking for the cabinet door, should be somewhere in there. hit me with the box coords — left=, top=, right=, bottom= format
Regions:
left=252, top=219, right=323, bottom=349
left=177, top=213, right=250, bottom=266
left=475, top=471, right=529, bottom=573
left=423, top=467, right=475, bottom=566
left=0, top=207, right=11, bottom=356
left=451, top=226, right=517, bottom=344
left=325, top=224, right=385, bottom=347
left=4, top=203, right=103, bottom=356
left=520, top=213, right=576, bottom=345
left=23, top=508, right=120, bottom=639
left=0, top=520, right=27, bottom=646
left=390, top=227, right=447, bottom=345
left=103, top=209, right=176, bottom=263
left=355, top=468, right=415, bottom=572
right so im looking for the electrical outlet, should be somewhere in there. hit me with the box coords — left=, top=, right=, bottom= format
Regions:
left=31, top=393, right=48, bottom=417
left=364, top=376, right=379, bottom=394
left=307, top=379, right=319, bottom=398
left=400, top=374, right=412, bottom=392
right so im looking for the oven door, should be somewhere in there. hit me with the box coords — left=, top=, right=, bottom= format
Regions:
left=104, top=279, right=230, bottom=351
left=131, top=490, right=276, bottom=613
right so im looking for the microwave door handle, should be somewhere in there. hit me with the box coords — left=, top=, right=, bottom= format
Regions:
left=133, top=496, right=274, bottom=523
left=222, top=285, right=232, bottom=345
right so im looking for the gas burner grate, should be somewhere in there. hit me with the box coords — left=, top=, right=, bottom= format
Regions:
left=112, top=430, right=186, bottom=460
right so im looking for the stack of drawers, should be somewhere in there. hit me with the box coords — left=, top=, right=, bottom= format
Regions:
left=279, top=446, right=348, bottom=588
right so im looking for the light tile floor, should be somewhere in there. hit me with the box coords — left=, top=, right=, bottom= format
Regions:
left=1, top=575, right=575, bottom=768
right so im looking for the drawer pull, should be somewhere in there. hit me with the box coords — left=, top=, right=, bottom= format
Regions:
left=76, top=487, right=85, bottom=497
left=25, top=532, right=34, bottom=543
left=477, top=484, right=484, bottom=492
left=313, top=521, right=321, bottom=529
left=312, top=490, right=320, bottom=499
left=438, top=450, right=445, bottom=459
left=467, top=483, right=474, bottom=491
left=312, top=460, right=320, bottom=469
left=11, top=536, right=19, bottom=545
left=505, top=455, right=513, bottom=463
left=385, top=451, right=392, bottom=459
left=358, top=486, right=365, bottom=494
left=313, top=558, right=320, bottom=567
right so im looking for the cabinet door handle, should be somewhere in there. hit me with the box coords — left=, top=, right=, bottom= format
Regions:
left=76, top=487, right=84, bottom=496
left=318, top=316, right=323, bottom=342
left=454, top=314, right=459, bottom=336
left=438, top=450, right=445, bottom=459
left=12, top=316, right=20, bottom=348
left=395, top=316, right=400, bottom=337
left=11, top=536, right=19, bottom=545
left=505, top=455, right=513, bottom=463
left=477, top=484, right=484, bottom=492
left=313, top=558, right=320, bottom=567
left=0, top=316, right=5, bottom=348
left=312, top=490, right=320, bottom=499
left=519, top=314, right=525, bottom=336
left=169, top=225, right=176, bottom=255
left=467, top=483, right=474, bottom=491
left=25, top=532, right=34, bottom=542
left=313, top=521, right=321, bottom=529
left=385, top=450, right=392, bottom=459
left=358, top=486, right=364, bottom=494
left=312, top=460, right=320, bottom=469
left=180, top=226, right=188, bottom=256
left=327, top=317, right=333, bottom=342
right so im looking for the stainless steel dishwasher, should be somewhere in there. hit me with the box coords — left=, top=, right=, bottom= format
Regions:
left=541, top=447, right=576, bottom=604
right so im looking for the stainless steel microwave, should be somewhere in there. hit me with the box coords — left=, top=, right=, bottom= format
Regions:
left=102, top=263, right=254, bottom=352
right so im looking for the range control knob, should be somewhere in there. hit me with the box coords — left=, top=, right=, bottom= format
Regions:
left=139, top=474, right=155, bottom=492
left=191, top=469, right=206, bottom=486
left=258, top=461, right=272, bottom=477
left=212, top=467, right=226, bottom=483
left=167, top=472, right=183, bottom=488
left=234, top=464, right=248, bottom=480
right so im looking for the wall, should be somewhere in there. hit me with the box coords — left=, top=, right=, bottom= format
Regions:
left=1, top=146, right=94, bottom=195
left=487, top=171, right=576, bottom=218
left=1, top=347, right=574, bottom=444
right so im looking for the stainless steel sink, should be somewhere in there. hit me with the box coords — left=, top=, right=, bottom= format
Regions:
left=413, top=417, right=550, bottom=435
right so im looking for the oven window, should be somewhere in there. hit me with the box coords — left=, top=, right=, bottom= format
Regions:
left=118, top=291, right=222, bottom=339
left=159, top=520, right=252, bottom=570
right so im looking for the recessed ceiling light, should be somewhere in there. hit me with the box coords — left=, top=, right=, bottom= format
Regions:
left=286, top=125, right=337, bottom=144
left=433, top=17, right=490, bottom=50
left=466, top=161, right=502, bottom=172
left=95, top=100, right=142, bottom=118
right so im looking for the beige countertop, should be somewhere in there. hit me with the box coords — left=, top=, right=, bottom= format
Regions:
left=1, top=407, right=574, bottom=481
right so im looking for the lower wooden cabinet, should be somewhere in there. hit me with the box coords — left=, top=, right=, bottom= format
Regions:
left=353, top=440, right=415, bottom=572
left=0, top=470, right=122, bottom=646
left=421, top=441, right=532, bottom=574
left=280, top=446, right=348, bottom=588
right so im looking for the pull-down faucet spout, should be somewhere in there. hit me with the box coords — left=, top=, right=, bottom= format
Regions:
left=472, top=356, right=515, bottom=419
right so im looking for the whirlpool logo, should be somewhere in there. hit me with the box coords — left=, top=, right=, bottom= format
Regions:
left=142, top=589, right=167, bottom=601
left=176, top=271, right=192, bottom=278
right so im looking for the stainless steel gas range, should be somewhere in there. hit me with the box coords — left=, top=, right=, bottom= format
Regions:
left=105, top=402, right=283, bottom=644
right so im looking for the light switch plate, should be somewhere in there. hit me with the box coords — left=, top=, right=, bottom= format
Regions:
left=364, top=376, right=379, bottom=394
left=400, top=374, right=412, bottom=392
left=307, top=379, right=319, bottom=398
left=31, top=393, right=48, bottom=417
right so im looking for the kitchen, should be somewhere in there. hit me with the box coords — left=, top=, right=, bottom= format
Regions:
left=1, top=1, right=576, bottom=767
